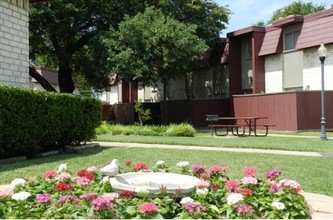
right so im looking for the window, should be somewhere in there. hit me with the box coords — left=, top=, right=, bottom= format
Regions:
left=283, top=25, right=301, bottom=51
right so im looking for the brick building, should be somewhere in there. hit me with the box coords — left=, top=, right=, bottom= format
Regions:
left=0, top=0, right=30, bottom=88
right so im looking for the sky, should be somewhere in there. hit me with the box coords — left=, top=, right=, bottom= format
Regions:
left=215, top=0, right=333, bottom=37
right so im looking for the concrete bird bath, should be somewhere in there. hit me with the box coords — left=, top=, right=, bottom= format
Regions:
left=109, top=172, right=200, bottom=197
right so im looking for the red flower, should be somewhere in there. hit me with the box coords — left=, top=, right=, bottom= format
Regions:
left=77, top=169, right=94, bottom=180
left=134, top=162, right=149, bottom=171
left=54, top=183, right=73, bottom=191
left=235, top=188, right=253, bottom=196
left=119, top=190, right=134, bottom=198
left=225, top=180, right=239, bottom=192
left=77, top=169, right=89, bottom=177
left=85, top=173, right=94, bottom=181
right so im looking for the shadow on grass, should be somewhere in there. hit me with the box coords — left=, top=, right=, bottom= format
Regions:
left=0, top=146, right=108, bottom=172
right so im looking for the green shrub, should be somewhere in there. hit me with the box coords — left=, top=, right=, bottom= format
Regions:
left=0, top=85, right=101, bottom=159
left=165, top=123, right=196, bottom=137
left=95, top=123, right=195, bottom=137
left=95, top=121, right=111, bottom=135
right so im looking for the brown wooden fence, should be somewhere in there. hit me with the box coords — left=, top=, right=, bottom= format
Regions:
left=232, top=91, right=333, bottom=131
left=160, top=99, right=230, bottom=127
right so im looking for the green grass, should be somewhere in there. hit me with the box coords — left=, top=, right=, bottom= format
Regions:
left=95, top=133, right=333, bottom=153
left=1, top=147, right=332, bottom=196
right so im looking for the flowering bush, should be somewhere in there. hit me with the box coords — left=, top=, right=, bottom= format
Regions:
left=0, top=161, right=310, bottom=219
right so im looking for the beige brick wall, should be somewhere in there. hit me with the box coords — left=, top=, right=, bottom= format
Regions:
left=0, top=0, right=30, bottom=88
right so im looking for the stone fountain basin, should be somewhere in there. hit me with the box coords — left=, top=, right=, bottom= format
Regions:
left=109, top=172, right=200, bottom=196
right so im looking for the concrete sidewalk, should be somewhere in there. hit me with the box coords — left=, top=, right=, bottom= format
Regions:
left=95, top=141, right=326, bottom=157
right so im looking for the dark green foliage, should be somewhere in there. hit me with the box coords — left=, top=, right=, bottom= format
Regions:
left=0, top=85, right=101, bottom=159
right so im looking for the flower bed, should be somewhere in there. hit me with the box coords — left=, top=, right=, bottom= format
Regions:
left=0, top=160, right=310, bottom=219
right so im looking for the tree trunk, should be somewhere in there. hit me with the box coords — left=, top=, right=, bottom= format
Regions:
left=58, top=61, right=75, bottom=93
left=29, top=66, right=57, bottom=92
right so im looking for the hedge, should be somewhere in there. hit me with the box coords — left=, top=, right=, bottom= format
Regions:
left=0, top=85, right=101, bottom=159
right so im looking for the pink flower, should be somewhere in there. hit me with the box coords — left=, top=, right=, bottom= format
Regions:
left=208, top=165, right=228, bottom=174
left=243, top=166, right=257, bottom=177
left=76, top=177, right=91, bottom=186
left=241, top=176, right=258, bottom=185
left=92, top=197, right=112, bottom=211
left=80, top=192, right=98, bottom=201
left=58, top=173, right=72, bottom=182
left=269, top=184, right=282, bottom=193
left=184, top=203, right=207, bottom=213
left=235, top=204, right=254, bottom=214
left=36, top=193, right=51, bottom=203
left=265, top=169, right=282, bottom=180
left=225, top=180, right=239, bottom=192
left=58, top=195, right=79, bottom=206
left=0, top=190, right=12, bottom=199
left=102, top=193, right=119, bottom=202
left=192, top=164, right=205, bottom=173
left=278, top=179, right=302, bottom=192
left=139, top=202, right=158, bottom=214
left=43, top=170, right=57, bottom=179
left=197, top=180, right=210, bottom=189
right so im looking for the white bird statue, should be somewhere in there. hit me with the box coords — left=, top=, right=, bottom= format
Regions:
left=100, top=159, right=119, bottom=176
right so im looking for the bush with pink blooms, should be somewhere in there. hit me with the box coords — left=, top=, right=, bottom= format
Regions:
left=0, top=161, right=310, bottom=219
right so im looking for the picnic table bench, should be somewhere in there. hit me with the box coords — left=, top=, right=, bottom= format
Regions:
left=206, top=115, right=274, bottom=137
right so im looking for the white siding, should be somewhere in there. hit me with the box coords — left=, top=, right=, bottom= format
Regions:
left=303, top=45, right=333, bottom=90
left=0, top=0, right=29, bottom=88
left=265, top=54, right=283, bottom=93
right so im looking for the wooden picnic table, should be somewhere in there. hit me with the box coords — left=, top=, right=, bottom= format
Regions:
left=206, top=115, right=274, bottom=137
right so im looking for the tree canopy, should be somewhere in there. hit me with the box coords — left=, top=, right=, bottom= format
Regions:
left=254, top=1, right=326, bottom=26
left=29, top=0, right=230, bottom=93
left=105, top=7, right=208, bottom=87
left=269, top=0, right=325, bottom=23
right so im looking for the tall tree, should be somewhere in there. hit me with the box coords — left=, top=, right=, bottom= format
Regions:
left=29, top=0, right=230, bottom=93
left=269, top=0, right=325, bottom=23
left=106, top=7, right=208, bottom=87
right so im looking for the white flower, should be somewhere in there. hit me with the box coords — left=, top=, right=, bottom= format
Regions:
left=87, top=166, right=97, bottom=172
left=11, top=178, right=26, bottom=187
left=102, top=176, right=109, bottom=183
left=176, top=161, right=190, bottom=167
left=180, top=196, right=194, bottom=204
left=271, top=201, right=286, bottom=210
left=196, top=188, right=209, bottom=195
left=226, top=193, right=244, bottom=205
left=156, top=160, right=165, bottom=166
left=11, top=191, right=31, bottom=201
left=241, top=176, right=258, bottom=185
left=58, top=163, right=67, bottom=172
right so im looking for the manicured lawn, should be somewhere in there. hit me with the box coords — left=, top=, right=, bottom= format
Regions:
left=96, top=133, right=333, bottom=153
left=1, top=147, right=332, bottom=196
